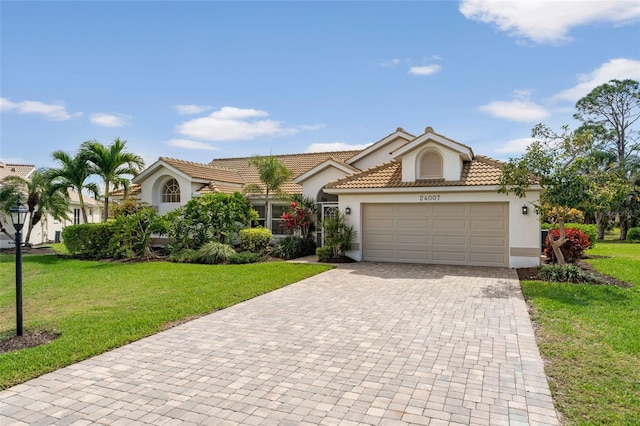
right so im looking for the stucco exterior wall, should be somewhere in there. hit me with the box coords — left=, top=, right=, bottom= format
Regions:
left=350, top=137, right=409, bottom=170
left=138, top=169, right=195, bottom=215
left=335, top=188, right=541, bottom=268
left=301, top=168, right=351, bottom=201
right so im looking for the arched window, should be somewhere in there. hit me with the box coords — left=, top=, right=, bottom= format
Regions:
left=419, top=151, right=443, bottom=179
left=162, top=179, right=181, bottom=203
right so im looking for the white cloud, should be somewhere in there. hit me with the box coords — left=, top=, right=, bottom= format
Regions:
left=0, top=97, right=81, bottom=120
left=305, top=142, right=371, bottom=153
left=460, top=0, right=640, bottom=44
left=175, top=104, right=213, bottom=115
left=480, top=99, right=549, bottom=122
left=408, top=64, right=442, bottom=75
left=176, top=106, right=300, bottom=141
left=495, top=137, right=535, bottom=154
left=166, top=139, right=219, bottom=151
left=90, top=113, right=131, bottom=127
left=381, top=58, right=401, bottom=68
left=553, top=58, right=640, bottom=102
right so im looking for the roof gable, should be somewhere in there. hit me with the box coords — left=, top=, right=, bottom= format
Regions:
left=392, top=127, right=473, bottom=161
left=346, top=128, right=414, bottom=168
left=293, top=158, right=359, bottom=184
left=133, top=157, right=244, bottom=186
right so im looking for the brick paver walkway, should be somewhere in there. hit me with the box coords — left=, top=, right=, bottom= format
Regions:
left=1, top=263, right=559, bottom=425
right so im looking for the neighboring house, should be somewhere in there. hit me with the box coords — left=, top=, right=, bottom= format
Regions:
left=0, top=162, right=102, bottom=248
left=120, top=126, right=542, bottom=268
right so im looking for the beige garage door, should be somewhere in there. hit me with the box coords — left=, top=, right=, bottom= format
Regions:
left=362, top=203, right=509, bottom=267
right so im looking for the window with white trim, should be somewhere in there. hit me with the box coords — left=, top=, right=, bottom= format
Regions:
left=162, top=179, right=181, bottom=203
left=73, top=208, right=81, bottom=225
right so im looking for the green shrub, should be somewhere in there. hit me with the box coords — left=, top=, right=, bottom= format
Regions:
left=538, top=264, right=602, bottom=283
left=228, top=251, right=263, bottom=264
left=316, top=245, right=333, bottom=262
left=274, top=236, right=316, bottom=260
left=62, top=223, right=115, bottom=259
left=108, top=207, right=164, bottom=259
left=321, top=210, right=356, bottom=258
left=196, top=242, right=236, bottom=264
left=239, top=227, right=272, bottom=253
left=542, top=223, right=597, bottom=247
left=164, top=192, right=259, bottom=253
left=627, top=227, right=640, bottom=242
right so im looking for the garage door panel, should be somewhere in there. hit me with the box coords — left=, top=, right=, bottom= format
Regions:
left=363, top=202, right=509, bottom=267
left=433, top=250, right=467, bottom=262
left=470, top=236, right=506, bottom=247
left=433, top=235, right=465, bottom=245
left=433, top=204, right=467, bottom=215
left=398, top=219, right=429, bottom=229
left=433, top=219, right=467, bottom=230
left=366, top=236, right=395, bottom=245
left=470, top=218, right=507, bottom=230
left=398, top=234, right=429, bottom=244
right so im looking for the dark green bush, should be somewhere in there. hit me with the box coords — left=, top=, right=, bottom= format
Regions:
left=164, top=193, right=258, bottom=253
left=274, top=236, right=316, bottom=260
left=62, top=223, right=115, bottom=259
left=627, top=227, right=640, bottom=242
left=239, top=228, right=272, bottom=253
left=228, top=251, right=263, bottom=264
left=108, top=207, right=163, bottom=259
left=316, top=246, right=333, bottom=262
left=196, top=242, right=236, bottom=264
left=538, top=264, right=602, bottom=283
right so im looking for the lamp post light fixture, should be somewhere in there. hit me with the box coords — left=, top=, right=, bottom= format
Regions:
left=10, top=194, right=28, bottom=336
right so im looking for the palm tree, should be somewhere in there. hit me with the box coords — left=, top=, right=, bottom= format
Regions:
left=0, top=183, right=20, bottom=239
left=81, top=138, right=145, bottom=222
left=2, top=169, right=70, bottom=244
left=244, top=155, right=291, bottom=219
left=48, top=150, right=100, bottom=224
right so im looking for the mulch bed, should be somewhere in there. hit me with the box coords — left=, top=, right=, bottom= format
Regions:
left=516, top=256, right=631, bottom=288
left=0, top=330, right=60, bottom=354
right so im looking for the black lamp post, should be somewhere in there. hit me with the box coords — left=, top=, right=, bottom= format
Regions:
left=10, top=194, right=28, bottom=336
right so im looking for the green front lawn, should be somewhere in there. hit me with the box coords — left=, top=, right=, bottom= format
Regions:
left=521, top=242, right=640, bottom=425
left=0, top=254, right=331, bottom=390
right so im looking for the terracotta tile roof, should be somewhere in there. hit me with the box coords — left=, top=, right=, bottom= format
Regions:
left=209, top=150, right=362, bottom=195
left=195, top=182, right=243, bottom=195
left=0, top=163, right=36, bottom=181
left=325, top=156, right=508, bottom=190
left=160, top=157, right=244, bottom=184
left=68, top=190, right=100, bottom=206
left=110, top=184, right=141, bottom=197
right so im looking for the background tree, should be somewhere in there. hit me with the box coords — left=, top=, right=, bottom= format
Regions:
left=48, top=150, right=100, bottom=224
left=574, top=79, right=640, bottom=239
left=499, top=125, right=593, bottom=265
left=0, top=183, right=21, bottom=239
left=81, top=138, right=144, bottom=222
left=244, top=155, right=291, bottom=214
left=2, top=169, right=69, bottom=244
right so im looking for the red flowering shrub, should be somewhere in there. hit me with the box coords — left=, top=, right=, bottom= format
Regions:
left=281, top=202, right=313, bottom=238
left=544, top=228, right=591, bottom=264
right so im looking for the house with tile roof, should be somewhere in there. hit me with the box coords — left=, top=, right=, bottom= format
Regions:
left=124, top=126, right=541, bottom=268
left=0, top=162, right=102, bottom=249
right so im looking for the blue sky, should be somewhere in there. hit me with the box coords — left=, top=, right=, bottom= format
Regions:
left=2, top=0, right=639, bottom=170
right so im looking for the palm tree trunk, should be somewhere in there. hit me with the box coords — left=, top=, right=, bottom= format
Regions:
left=78, top=192, right=88, bottom=223
left=103, top=185, right=109, bottom=222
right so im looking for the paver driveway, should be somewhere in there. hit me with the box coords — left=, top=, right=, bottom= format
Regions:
left=1, top=263, right=559, bottom=425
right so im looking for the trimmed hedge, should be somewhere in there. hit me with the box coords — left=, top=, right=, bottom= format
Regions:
left=627, top=227, right=640, bottom=242
left=239, top=227, right=273, bottom=253
left=62, top=223, right=115, bottom=259
left=274, top=236, right=317, bottom=260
